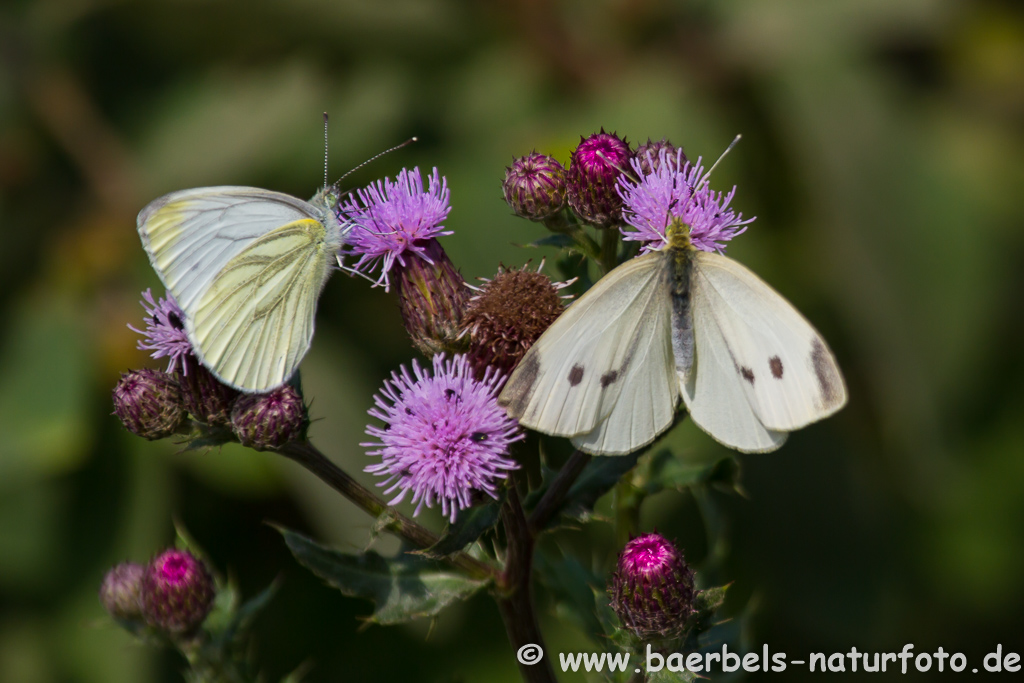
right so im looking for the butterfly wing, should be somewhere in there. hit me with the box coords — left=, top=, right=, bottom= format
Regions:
left=499, top=252, right=680, bottom=456
left=681, top=250, right=846, bottom=451
left=138, top=186, right=343, bottom=392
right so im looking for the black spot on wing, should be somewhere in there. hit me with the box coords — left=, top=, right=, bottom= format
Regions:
left=810, top=338, right=841, bottom=405
left=740, top=366, right=755, bottom=385
left=568, top=364, right=584, bottom=387
left=600, top=370, right=618, bottom=388
left=769, top=356, right=784, bottom=379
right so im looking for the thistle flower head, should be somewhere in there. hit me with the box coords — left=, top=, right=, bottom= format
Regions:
left=129, top=289, right=194, bottom=375
left=99, top=562, right=146, bottom=622
left=231, top=385, right=307, bottom=451
left=363, top=354, right=522, bottom=523
left=462, top=262, right=573, bottom=378
left=609, top=533, right=695, bottom=640
left=618, top=149, right=754, bottom=254
left=112, top=369, right=186, bottom=440
left=566, top=130, right=632, bottom=227
left=503, top=152, right=567, bottom=221
left=339, top=167, right=453, bottom=290
left=142, top=549, right=215, bottom=635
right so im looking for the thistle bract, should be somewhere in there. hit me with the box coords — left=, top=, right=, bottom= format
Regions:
left=99, top=562, right=146, bottom=622
left=609, top=533, right=695, bottom=640
left=503, top=152, right=567, bottom=221
left=231, top=385, right=307, bottom=451
left=112, top=369, right=186, bottom=440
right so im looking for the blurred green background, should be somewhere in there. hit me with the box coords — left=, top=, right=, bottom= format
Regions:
left=2, top=0, right=1023, bottom=680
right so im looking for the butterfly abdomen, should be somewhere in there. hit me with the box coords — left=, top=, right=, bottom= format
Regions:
left=667, top=246, right=696, bottom=381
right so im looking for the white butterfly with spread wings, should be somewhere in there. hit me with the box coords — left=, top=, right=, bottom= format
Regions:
left=499, top=151, right=847, bottom=455
left=137, top=185, right=350, bottom=393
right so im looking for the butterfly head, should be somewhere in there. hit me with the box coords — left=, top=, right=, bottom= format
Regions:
left=664, top=217, right=694, bottom=252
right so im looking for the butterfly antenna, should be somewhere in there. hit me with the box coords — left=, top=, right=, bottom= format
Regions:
left=330, top=137, right=419, bottom=192
left=323, top=113, right=330, bottom=189
left=697, top=134, right=741, bottom=191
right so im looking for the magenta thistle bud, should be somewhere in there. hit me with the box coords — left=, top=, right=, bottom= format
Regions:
left=112, top=369, right=186, bottom=440
left=609, top=533, right=695, bottom=640
left=395, top=239, right=470, bottom=357
left=363, top=354, right=522, bottom=523
left=142, top=549, right=215, bottom=635
left=177, top=357, right=239, bottom=426
left=99, top=562, right=146, bottom=621
left=634, top=138, right=685, bottom=176
left=566, top=130, right=633, bottom=227
left=503, top=152, right=567, bottom=221
left=230, top=385, right=307, bottom=450
left=461, top=262, right=573, bottom=378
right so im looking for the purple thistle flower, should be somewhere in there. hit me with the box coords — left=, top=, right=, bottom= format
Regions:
left=339, top=167, right=453, bottom=290
left=128, top=289, right=194, bottom=374
left=618, top=148, right=755, bottom=254
left=363, top=354, right=521, bottom=523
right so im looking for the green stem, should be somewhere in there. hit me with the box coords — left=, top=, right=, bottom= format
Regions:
left=613, top=478, right=642, bottom=547
left=276, top=441, right=496, bottom=582
left=600, top=224, right=620, bottom=273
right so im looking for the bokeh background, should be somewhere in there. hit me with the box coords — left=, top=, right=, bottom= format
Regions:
left=2, top=0, right=1023, bottom=681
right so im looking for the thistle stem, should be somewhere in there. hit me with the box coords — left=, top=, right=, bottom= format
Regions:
left=600, top=225, right=620, bottom=273
left=528, top=449, right=592, bottom=533
left=496, top=486, right=557, bottom=683
left=276, top=441, right=496, bottom=581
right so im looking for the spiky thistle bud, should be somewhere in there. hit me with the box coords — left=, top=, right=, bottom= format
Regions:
left=609, top=533, right=695, bottom=640
left=566, top=130, right=632, bottom=227
left=503, top=152, right=567, bottom=221
left=634, top=138, right=685, bottom=176
left=112, top=369, right=186, bottom=440
left=461, top=263, right=571, bottom=378
left=99, top=562, right=145, bottom=622
left=396, top=240, right=470, bottom=357
left=231, top=385, right=307, bottom=450
left=177, top=357, right=239, bottom=426
left=142, top=549, right=214, bottom=635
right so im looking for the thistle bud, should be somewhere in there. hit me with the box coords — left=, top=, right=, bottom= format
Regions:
left=503, top=152, right=566, bottom=221
left=396, top=239, right=470, bottom=357
left=566, top=130, right=632, bottom=227
left=99, top=562, right=145, bottom=621
left=635, top=138, right=685, bottom=176
left=142, top=549, right=214, bottom=635
left=462, top=264, right=570, bottom=378
left=112, top=369, right=186, bottom=440
left=609, top=533, right=695, bottom=640
left=231, top=385, right=307, bottom=450
left=177, top=357, right=239, bottom=426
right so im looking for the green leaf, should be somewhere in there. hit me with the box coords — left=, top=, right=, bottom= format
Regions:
left=648, top=669, right=699, bottom=683
left=415, top=495, right=503, bottom=559
left=679, top=584, right=731, bottom=652
left=640, top=450, right=741, bottom=496
left=520, top=233, right=576, bottom=249
left=534, top=550, right=605, bottom=642
left=278, top=526, right=486, bottom=625
left=558, top=452, right=642, bottom=524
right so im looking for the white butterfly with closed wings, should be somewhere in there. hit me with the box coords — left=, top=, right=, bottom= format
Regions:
left=499, top=146, right=847, bottom=455
left=138, top=183, right=350, bottom=393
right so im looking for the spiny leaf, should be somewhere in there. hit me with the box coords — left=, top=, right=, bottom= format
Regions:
left=277, top=526, right=486, bottom=625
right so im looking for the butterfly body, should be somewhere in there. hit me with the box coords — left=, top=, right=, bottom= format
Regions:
left=138, top=185, right=350, bottom=393
left=499, top=222, right=847, bottom=455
